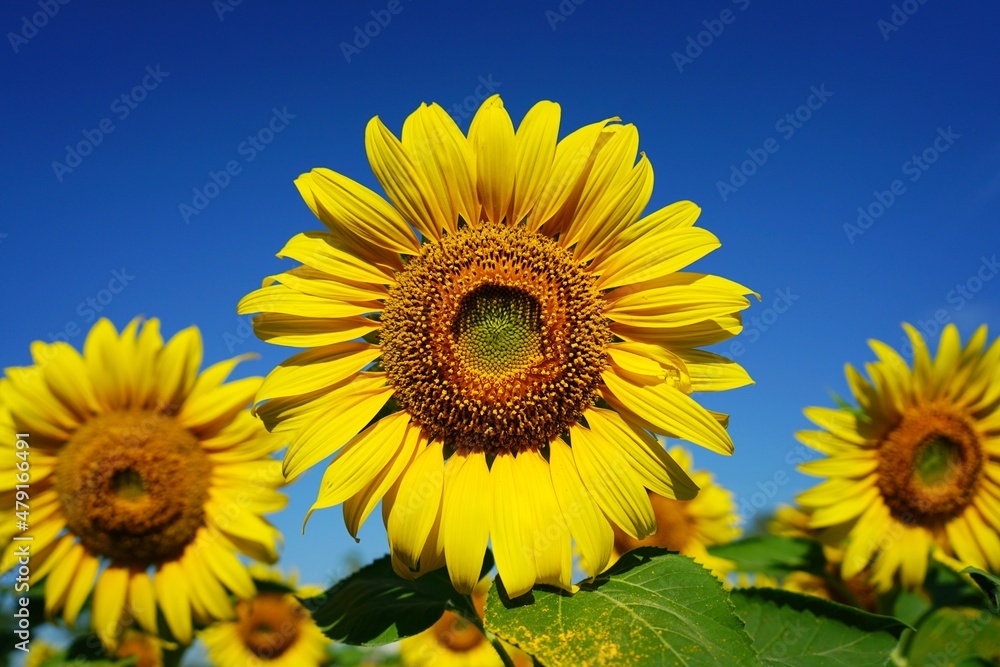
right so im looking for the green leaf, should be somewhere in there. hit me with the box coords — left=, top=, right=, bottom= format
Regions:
left=962, top=566, right=1000, bottom=614
left=903, top=606, right=1000, bottom=667
left=707, top=536, right=827, bottom=577
left=730, top=587, right=909, bottom=666
left=485, top=547, right=756, bottom=667
left=302, top=551, right=493, bottom=646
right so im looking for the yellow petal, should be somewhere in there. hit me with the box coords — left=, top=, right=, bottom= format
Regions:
left=255, top=342, right=381, bottom=404
left=618, top=200, right=703, bottom=249
left=308, top=411, right=411, bottom=515
left=278, top=374, right=391, bottom=472
left=37, top=341, right=100, bottom=418
left=612, top=316, right=743, bottom=349
left=264, top=266, right=387, bottom=302
left=156, top=326, right=203, bottom=408
left=798, top=454, right=878, bottom=478
left=251, top=313, right=378, bottom=348
left=45, top=542, right=84, bottom=616
left=366, top=115, right=445, bottom=241
left=517, top=450, right=573, bottom=592
left=674, top=349, right=754, bottom=392
left=181, top=550, right=233, bottom=621
left=63, top=551, right=100, bottom=625
left=601, top=370, right=734, bottom=455
left=387, top=439, right=445, bottom=572
left=490, top=452, right=537, bottom=598
left=277, top=232, right=394, bottom=285
left=595, top=227, right=721, bottom=290
left=343, top=419, right=420, bottom=537
left=807, top=484, right=879, bottom=527
left=238, top=284, right=380, bottom=319
left=803, top=406, right=874, bottom=446
left=570, top=422, right=654, bottom=540
left=155, top=561, right=193, bottom=644
left=530, top=117, right=615, bottom=232
left=585, top=408, right=699, bottom=500
left=441, top=453, right=492, bottom=594
left=198, top=536, right=256, bottom=600
left=83, top=318, right=126, bottom=411
left=512, top=100, right=560, bottom=225
left=468, top=95, right=516, bottom=224
left=562, top=124, right=641, bottom=252
left=299, top=168, right=420, bottom=255
left=606, top=274, right=753, bottom=328
left=577, top=154, right=654, bottom=263
left=402, top=103, right=477, bottom=233
left=93, top=566, right=129, bottom=647
left=128, top=570, right=159, bottom=634
left=549, top=439, right=613, bottom=578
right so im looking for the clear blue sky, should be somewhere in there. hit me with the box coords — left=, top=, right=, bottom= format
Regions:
left=2, top=0, right=999, bottom=586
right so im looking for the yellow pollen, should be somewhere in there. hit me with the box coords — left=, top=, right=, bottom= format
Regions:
left=380, top=224, right=610, bottom=454
left=55, top=411, right=211, bottom=566
left=876, top=403, right=983, bottom=526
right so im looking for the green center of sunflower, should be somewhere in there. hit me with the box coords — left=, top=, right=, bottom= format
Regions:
left=380, top=224, right=610, bottom=455
left=877, top=404, right=983, bottom=526
left=55, top=411, right=210, bottom=567
left=914, top=436, right=961, bottom=485
left=237, top=594, right=303, bottom=660
left=453, top=285, right=543, bottom=376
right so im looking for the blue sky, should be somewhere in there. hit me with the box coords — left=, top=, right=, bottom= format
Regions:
left=2, top=0, right=999, bottom=586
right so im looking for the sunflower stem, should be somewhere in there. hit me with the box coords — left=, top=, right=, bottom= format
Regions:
left=486, top=630, right=518, bottom=667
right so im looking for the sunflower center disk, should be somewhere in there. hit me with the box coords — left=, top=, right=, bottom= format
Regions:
left=237, top=594, right=303, bottom=659
left=453, top=285, right=543, bottom=376
left=876, top=405, right=983, bottom=525
left=380, top=224, right=610, bottom=454
left=55, top=411, right=211, bottom=567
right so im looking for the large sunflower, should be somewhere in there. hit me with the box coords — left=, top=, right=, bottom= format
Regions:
left=610, top=445, right=740, bottom=577
left=0, top=319, right=287, bottom=646
left=240, top=95, right=754, bottom=596
left=797, top=323, right=1000, bottom=591
left=200, top=567, right=330, bottom=667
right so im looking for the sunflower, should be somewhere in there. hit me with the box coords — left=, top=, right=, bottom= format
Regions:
left=200, top=568, right=330, bottom=667
left=114, top=630, right=166, bottom=667
left=400, top=581, right=532, bottom=667
left=796, top=323, right=1000, bottom=592
left=0, top=319, right=287, bottom=646
left=610, top=445, right=740, bottom=577
left=240, top=95, right=754, bottom=596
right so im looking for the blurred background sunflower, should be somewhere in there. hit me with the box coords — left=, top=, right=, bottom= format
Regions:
left=796, top=324, right=1000, bottom=591
left=399, top=581, right=531, bottom=667
left=610, top=445, right=740, bottom=578
left=0, top=319, right=287, bottom=646
left=240, top=95, right=754, bottom=598
left=201, top=567, right=330, bottom=667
